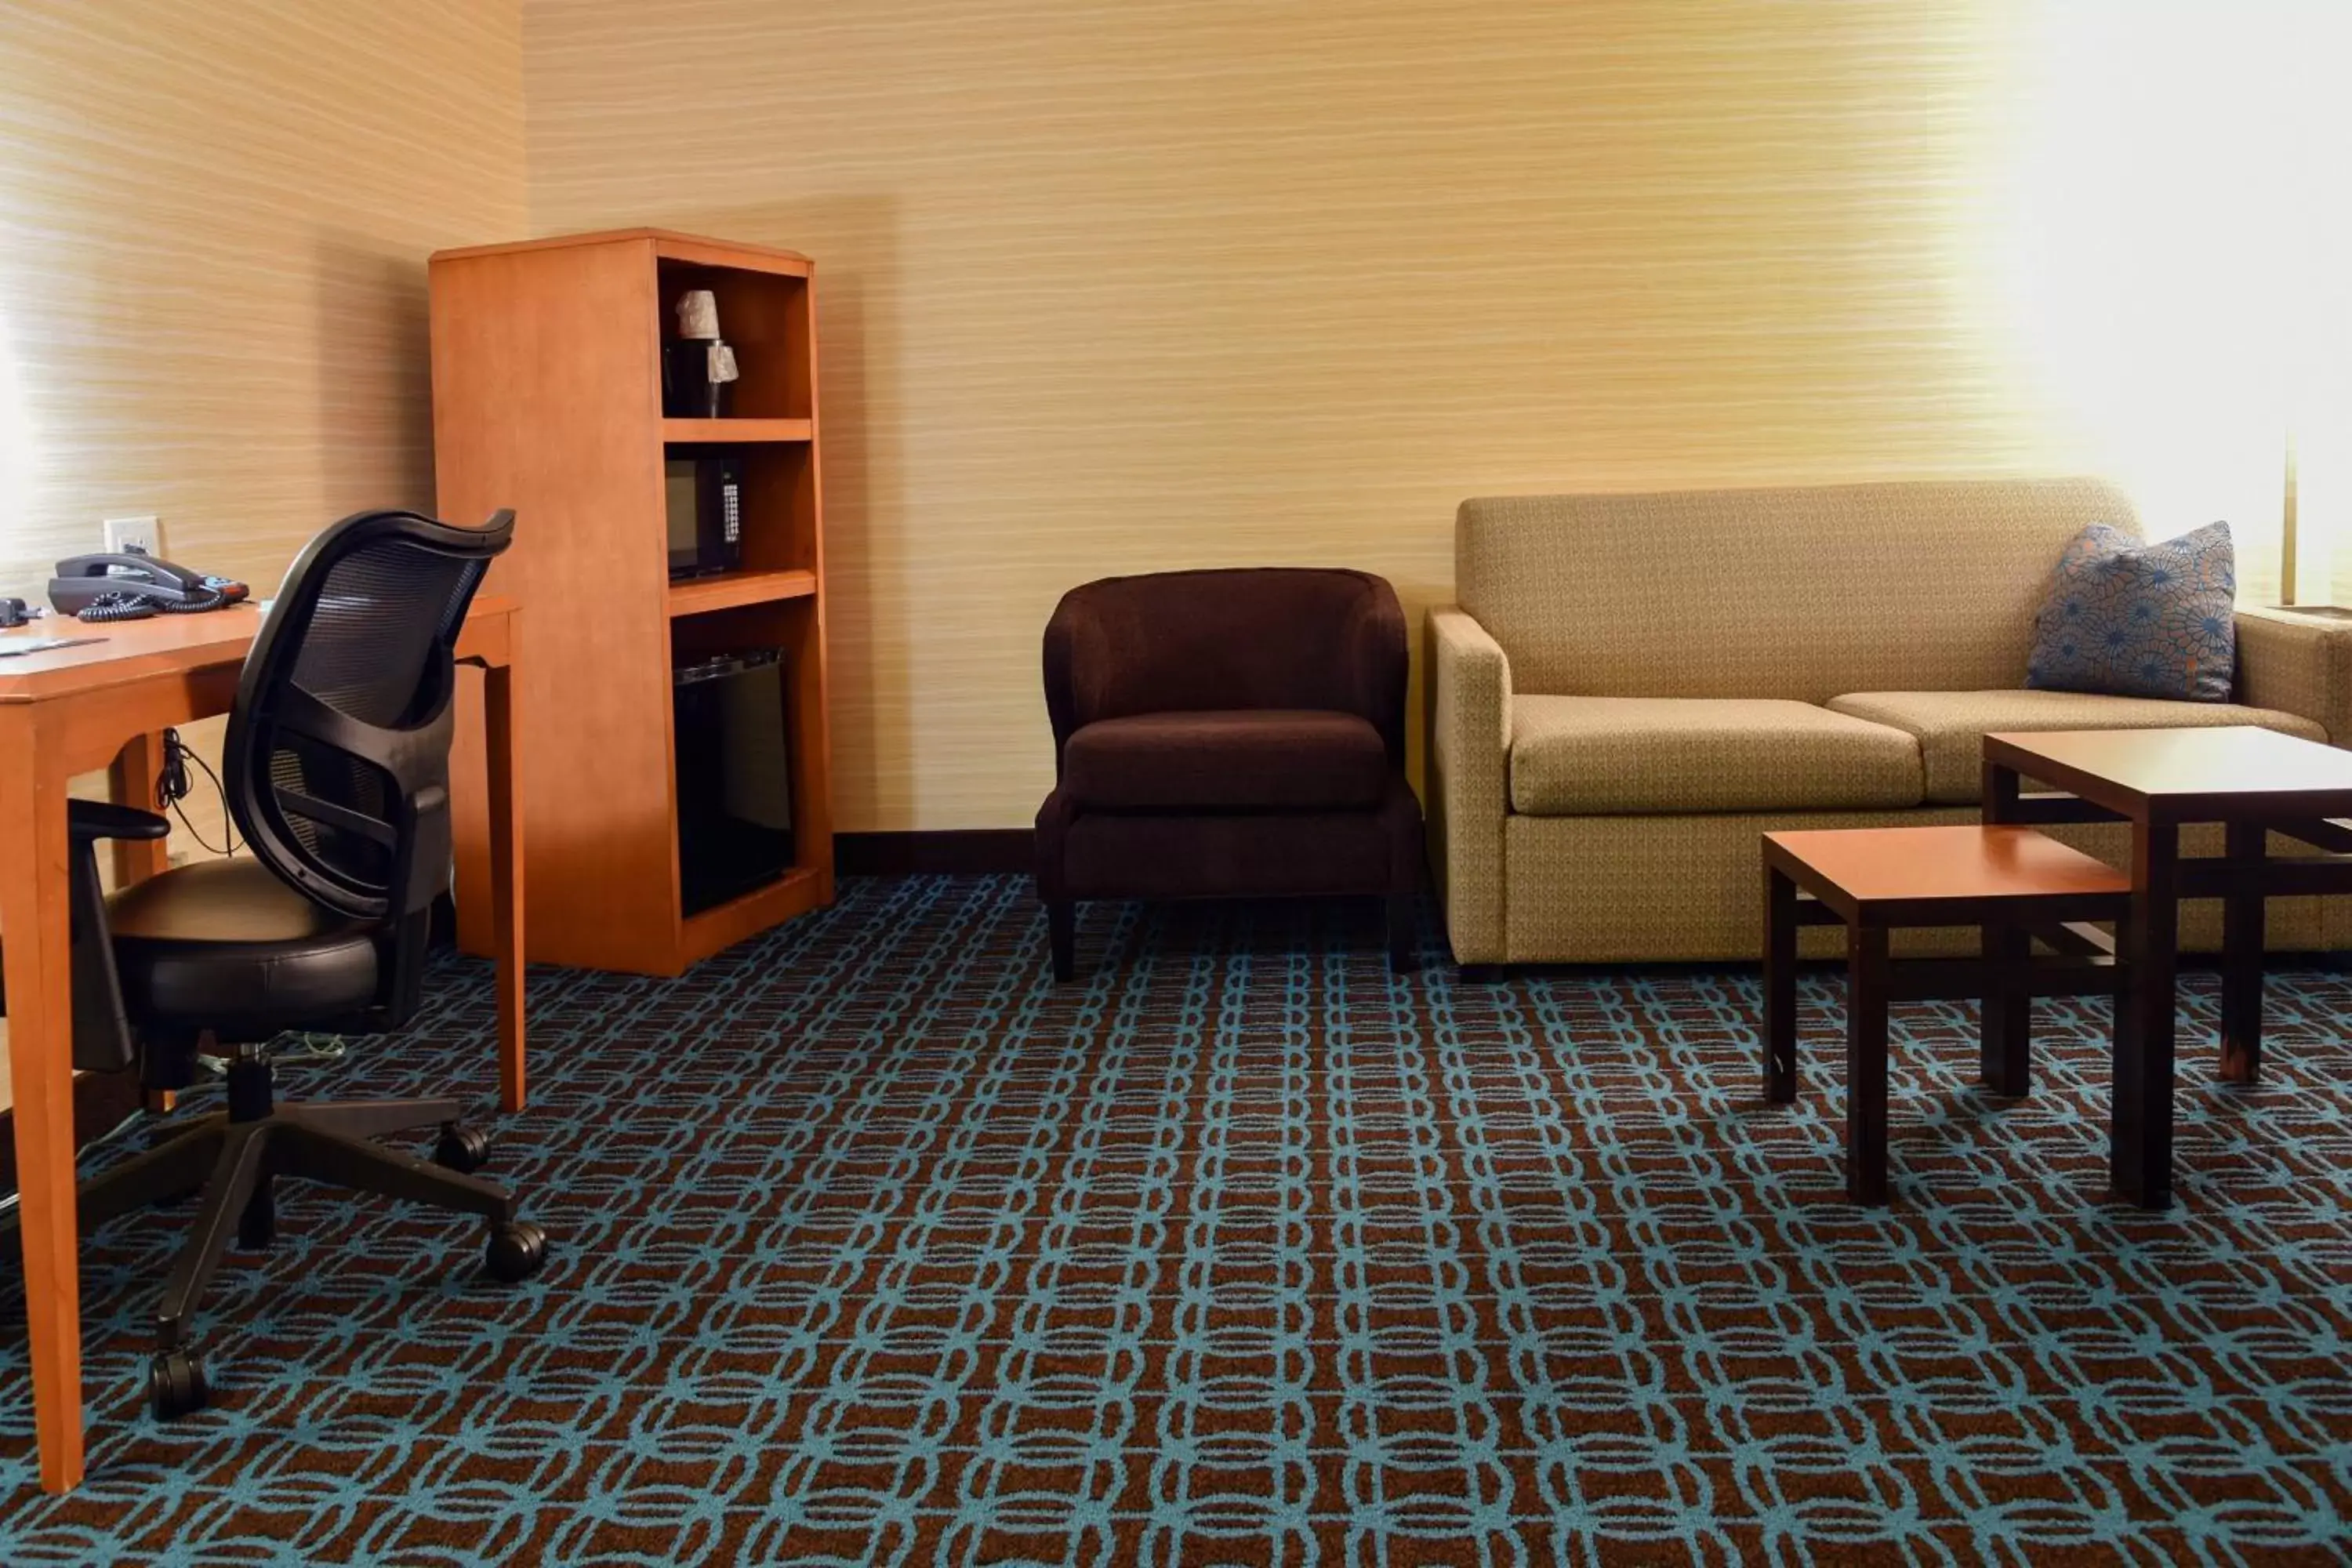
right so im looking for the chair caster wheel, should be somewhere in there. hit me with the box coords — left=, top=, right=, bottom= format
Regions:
left=434, top=1123, right=492, bottom=1174
left=484, top=1220, right=547, bottom=1283
left=150, top=1348, right=209, bottom=1421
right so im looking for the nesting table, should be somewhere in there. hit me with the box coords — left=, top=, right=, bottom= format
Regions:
left=1763, top=825, right=2133, bottom=1203
left=1984, top=726, right=2352, bottom=1209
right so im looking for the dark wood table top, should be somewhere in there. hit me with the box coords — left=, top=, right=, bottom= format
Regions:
left=1985, top=726, right=2352, bottom=818
left=1766, top=824, right=2130, bottom=913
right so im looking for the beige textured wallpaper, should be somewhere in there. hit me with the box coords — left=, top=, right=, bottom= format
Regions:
left=520, top=0, right=2142, bottom=830
left=0, top=0, right=527, bottom=604
left=0, top=0, right=526, bottom=919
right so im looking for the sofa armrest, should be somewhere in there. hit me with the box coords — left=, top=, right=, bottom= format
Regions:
left=1427, top=605, right=1512, bottom=964
left=2237, top=607, right=2352, bottom=745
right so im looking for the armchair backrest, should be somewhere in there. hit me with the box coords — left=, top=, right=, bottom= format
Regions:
left=224, top=507, right=512, bottom=1019
left=1044, top=568, right=1408, bottom=762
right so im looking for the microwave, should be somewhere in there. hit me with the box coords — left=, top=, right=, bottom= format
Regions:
left=666, top=452, right=743, bottom=579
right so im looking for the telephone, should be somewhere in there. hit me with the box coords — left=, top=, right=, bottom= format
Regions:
left=49, top=547, right=249, bottom=622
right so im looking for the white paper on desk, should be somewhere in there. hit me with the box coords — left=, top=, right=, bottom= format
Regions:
left=0, top=636, right=103, bottom=657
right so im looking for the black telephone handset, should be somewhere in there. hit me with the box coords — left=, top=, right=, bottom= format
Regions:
left=49, top=547, right=249, bottom=622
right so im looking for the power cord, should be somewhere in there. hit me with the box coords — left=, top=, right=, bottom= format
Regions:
left=0, top=1105, right=147, bottom=1218
left=157, top=727, right=238, bottom=855
left=195, top=1034, right=347, bottom=1076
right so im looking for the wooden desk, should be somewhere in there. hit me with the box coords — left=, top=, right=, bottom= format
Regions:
left=0, top=597, right=524, bottom=1493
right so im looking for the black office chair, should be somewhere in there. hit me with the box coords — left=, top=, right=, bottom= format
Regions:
left=30, top=506, right=546, bottom=1421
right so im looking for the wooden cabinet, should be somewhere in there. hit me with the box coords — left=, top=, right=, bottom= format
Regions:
left=430, top=229, right=833, bottom=975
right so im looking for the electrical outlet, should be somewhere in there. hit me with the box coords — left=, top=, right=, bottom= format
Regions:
left=101, top=515, right=161, bottom=556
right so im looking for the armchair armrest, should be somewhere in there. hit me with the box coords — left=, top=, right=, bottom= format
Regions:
left=1427, top=606, right=1512, bottom=964
left=2236, top=607, right=2352, bottom=745
left=67, top=800, right=172, bottom=842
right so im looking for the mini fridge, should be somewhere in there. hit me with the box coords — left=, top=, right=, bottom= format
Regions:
left=673, top=648, right=794, bottom=916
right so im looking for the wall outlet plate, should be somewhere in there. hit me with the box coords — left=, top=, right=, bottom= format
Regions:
left=101, top=515, right=161, bottom=556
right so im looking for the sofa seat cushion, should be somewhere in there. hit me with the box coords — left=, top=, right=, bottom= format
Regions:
left=1825, top=689, right=2327, bottom=804
left=1062, top=709, right=1390, bottom=811
left=1508, top=697, right=1922, bottom=815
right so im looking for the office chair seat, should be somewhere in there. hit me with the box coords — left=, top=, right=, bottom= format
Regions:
left=107, top=858, right=380, bottom=1036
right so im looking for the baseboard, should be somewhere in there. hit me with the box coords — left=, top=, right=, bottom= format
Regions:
left=837, top=829, right=1034, bottom=877
left=0, top=1065, right=142, bottom=1196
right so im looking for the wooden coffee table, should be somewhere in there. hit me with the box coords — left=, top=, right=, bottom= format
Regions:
left=1763, top=825, right=2132, bottom=1205
left=1984, top=727, right=2352, bottom=1209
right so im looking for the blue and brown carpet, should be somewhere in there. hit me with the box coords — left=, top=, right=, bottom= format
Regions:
left=0, top=874, right=2347, bottom=1564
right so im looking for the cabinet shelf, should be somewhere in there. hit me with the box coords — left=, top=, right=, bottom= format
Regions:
left=680, top=865, right=827, bottom=965
left=667, top=567, right=817, bottom=618
left=662, top=418, right=811, bottom=444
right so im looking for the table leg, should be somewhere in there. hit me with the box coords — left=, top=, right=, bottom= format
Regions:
left=1763, top=864, right=1798, bottom=1102
left=1846, top=924, right=1890, bottom=1207
left=1980, top=914, right=2032, bottom=1097
left=0, top=724, right=86, bottom=1491
left=106, top=731, right=171, bottom=887
left=483, top=661, right=525, bottom=1113
left=1981, top=757, right=2021, bottom=825
left=2114, top=818, right=2180, bottom=1208
left=2220, top=818, right=2264, bottom=1084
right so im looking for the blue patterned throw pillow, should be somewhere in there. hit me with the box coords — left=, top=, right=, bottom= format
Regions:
left=2026, top=521, right=2234, bottom=702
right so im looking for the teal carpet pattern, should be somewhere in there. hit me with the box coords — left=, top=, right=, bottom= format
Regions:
left=0, top=873, right=2348, bottom=1564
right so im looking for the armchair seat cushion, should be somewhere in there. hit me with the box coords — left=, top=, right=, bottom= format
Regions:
left=1825, top=688, right=2326, bottom=804
left=1062, top=709, right=1389, bottom=811
left=1509, top=696, right=1923, bottom=815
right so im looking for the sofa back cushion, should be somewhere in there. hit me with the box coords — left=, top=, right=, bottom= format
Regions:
left=1456, top=477, right=2140, bottom=701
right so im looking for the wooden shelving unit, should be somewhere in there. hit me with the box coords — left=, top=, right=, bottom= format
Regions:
left=430, top=227, right=833, bottom=976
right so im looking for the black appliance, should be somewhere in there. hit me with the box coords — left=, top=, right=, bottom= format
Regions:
left=673, top=648, right=793, bottom=915
left=662, top=339, right=735, bottom=418
left=666, top=453, right=744, bottom=579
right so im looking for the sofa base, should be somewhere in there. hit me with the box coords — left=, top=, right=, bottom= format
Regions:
left=1475, top=808, right=2340, bottom=965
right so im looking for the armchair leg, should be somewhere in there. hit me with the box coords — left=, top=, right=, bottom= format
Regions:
left=1047, top=899, right=1076, bottom=982
left=1386, top=891, right=1417, bottom=973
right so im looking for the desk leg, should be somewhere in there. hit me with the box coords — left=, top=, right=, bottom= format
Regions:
left=107, top=732, right=170, bottom=887
left=2114, top=818, right=2180, bottom=1208
left=484, top=662, right=525, bottom=1113
left=0, top=725, right=86, bottom=1491
left=2220, top=819, right=2264, bottom=1083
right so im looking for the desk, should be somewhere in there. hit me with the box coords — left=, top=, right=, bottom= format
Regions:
left=1984, top=726, right=2352, bottom=1210
left=0, top=597, right=524, bottom=1493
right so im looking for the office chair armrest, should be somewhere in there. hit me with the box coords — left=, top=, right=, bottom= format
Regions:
left=67, top=800, right=172, bottom=842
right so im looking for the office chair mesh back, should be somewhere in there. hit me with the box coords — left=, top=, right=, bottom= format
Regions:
left=227, top=509, right=514, bottom=925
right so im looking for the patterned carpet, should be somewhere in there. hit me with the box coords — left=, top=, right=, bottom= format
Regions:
left=0, top=873, right=2348, bottom=1565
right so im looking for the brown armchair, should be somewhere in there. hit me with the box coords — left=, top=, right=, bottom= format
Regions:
left=1036, top=567, right=1423, bottom=978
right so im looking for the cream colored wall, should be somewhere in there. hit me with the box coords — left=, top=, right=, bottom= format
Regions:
left=0, top=0, right=528, bottom=880
left=521, top=0, right=2116, bottom=831
left=0, top=0, right=526, bottom=602
left=0, top=0, right=525, bottom=1094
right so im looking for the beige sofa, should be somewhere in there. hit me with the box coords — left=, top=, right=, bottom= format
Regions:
left=1427, top=476, right=2352, bottom=966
